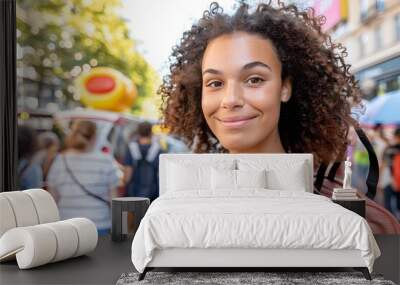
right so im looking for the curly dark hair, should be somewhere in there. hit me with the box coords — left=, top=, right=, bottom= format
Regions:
left=159, top=1, right=361, bottom=165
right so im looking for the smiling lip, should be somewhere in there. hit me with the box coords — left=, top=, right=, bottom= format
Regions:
left=217, top=115, right=258, bottom=128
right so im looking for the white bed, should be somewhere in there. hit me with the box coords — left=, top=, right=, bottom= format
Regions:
left=131, top=154, right=380, bottom=280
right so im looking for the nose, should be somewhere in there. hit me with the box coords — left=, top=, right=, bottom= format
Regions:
left=221, top=80, right=244, bottom=109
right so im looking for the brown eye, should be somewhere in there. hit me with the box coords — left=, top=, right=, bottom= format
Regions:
left=206, top=81, right=223, bottom=88
left=246, top=77, right=265, bottom=86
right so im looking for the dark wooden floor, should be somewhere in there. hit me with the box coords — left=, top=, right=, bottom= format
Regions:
left=374, top=235, right=400, bottom=284
left=0, top=235, right=134, bottom=284
left=0, top=235, right=398, bottom=284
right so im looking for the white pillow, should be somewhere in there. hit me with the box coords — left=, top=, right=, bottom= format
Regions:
left=266, top=162, right=307, bottom=191
left=211, top=168, right=236, bottom=190
left=211, top=168, right=267, bottom=190
left=237, top=159, right=308, bottom=192
left=167, top=160, right=236, bottom=192
left=167, top=162, right=210, bottom=191
left=236, top=169, right=267, bottom=189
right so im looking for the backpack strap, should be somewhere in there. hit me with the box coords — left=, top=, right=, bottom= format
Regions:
left=62, top=155, right=110, bottom=206
left=128, top=141, right=160, bottom=163
left=146, top=141, right=161, bottom=163
left=128, top=142, right=142, bottom=161
left=314, top=127, right=379, bottom=199
left=327, top=161, right=341, bottom=182
left=314, top=161, right=343, bottom=192
left=314, top=163, right=328, bottom=193
left=354, top=127, right=379, bottom=199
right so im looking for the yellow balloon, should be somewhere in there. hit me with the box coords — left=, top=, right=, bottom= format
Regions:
left=75, top=67, right=137, bottom=112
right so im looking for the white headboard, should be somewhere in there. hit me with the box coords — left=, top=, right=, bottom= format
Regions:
left=159, top=153, right=314, bottom=195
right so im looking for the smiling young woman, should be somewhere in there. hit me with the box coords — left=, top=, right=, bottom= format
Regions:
left=158, top=1, right=400, bottom=234
left=159, top=1, right=359, bottom=166
left=201, top=32, right=291, bottom=154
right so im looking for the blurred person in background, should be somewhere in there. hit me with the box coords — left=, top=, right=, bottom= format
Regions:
left=123, top=121, right=164, bottom=202
left=33, top=131, right=60, bottom=184
left=47, top=120, right=122, bottom=235
left=354, top=127, right=389, bottom=196
left=372, top=124, right=389, bottom=162
left=352, top=137, right=370, bottom=193
left=17, top=125, right=43, bottom=190
left=371, top=124, right=390, bottom=205
left=381, top=127, right=400, bottom=218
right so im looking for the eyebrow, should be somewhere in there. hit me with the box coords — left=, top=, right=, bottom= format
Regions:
left=202, top=61, right=272, bottom=76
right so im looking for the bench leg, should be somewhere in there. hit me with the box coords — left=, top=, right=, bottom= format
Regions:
left=354, top=267, right=371, bottom=280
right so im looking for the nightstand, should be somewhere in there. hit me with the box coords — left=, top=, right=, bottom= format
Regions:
left=111, top=197, right=150, bottom=242
left=332, top=199, right=366, bottom=218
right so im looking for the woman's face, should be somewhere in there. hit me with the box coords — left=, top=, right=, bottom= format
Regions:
left=201, top=31, right=291, bottom=153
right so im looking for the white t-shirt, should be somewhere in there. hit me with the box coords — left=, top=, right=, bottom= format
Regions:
left=47, top=151, right=121, bottom=229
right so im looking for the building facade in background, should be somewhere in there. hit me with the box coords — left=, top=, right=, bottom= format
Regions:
left=312, top=0, right=400, bottom=100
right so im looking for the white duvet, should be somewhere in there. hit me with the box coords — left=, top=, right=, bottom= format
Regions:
left=131, top=189, right=380, bottom=273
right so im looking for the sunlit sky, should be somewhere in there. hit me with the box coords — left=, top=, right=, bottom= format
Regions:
left=120, top=0, right=311, bottom=76
left=120, top=0, right=241, bottom=76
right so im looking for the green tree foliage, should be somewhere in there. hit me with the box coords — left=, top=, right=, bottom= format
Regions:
left=17, top=0, right=159, bottom=115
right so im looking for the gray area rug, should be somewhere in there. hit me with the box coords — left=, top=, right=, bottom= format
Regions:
left=116, top=271, right=396, bottom=285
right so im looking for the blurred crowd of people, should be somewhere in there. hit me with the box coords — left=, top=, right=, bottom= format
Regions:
left=17, top=120, right=166, bottom=235
left=351, top=125, right=400, bottom=219
left=17, top=121, right=400, bottom=235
